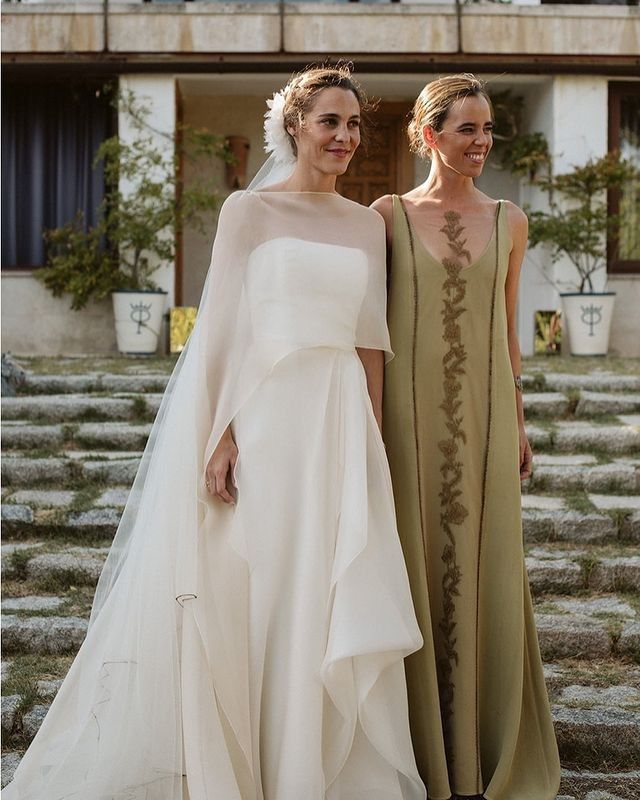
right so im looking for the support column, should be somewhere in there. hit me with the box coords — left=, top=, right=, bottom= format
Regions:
left=118, top=75, right=177, bottom=309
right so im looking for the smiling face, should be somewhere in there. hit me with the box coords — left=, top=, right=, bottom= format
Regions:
left=288, top=86, right=361, bottom=178
left=425, top=93, right=494, bottom=177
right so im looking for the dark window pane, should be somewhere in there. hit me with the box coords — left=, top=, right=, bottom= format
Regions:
left=1, top=82, right=114, bottom=269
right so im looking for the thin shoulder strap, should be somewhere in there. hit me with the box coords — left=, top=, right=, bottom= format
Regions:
left=395, top=195, right=417, bottom=266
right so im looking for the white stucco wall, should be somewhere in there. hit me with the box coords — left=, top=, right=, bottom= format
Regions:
left=1, top=272, right=117, bottom=355
left=119, top=75, right=177, bottom=308
left=609, top=276, right=640, bottom=358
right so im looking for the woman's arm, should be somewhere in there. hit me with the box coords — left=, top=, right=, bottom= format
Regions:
left=504, top=201, right=533, bottom=481
left=205, top=426, right=238, bottom=504
left=370, top=194, right=394, bottom=251
left=357, top=348, right=385, bottom=431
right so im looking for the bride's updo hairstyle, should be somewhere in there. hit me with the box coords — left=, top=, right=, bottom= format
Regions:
left=407, top=73, right=493, bottom=159
left=282, top=63, right=372, bottom=156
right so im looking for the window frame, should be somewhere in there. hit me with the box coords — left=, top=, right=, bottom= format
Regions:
left=608, top=81, right=640, bottom=275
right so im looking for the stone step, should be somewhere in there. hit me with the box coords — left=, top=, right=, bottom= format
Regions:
left=552, top=421, right=640, bottom=455
left=535, top=595, right=638, bottom=662
left=554, top=706, right=640, bottom=772
left=526, top=546, right=640, bottom=595
left=523, top=392, right=570, bottom=417
left=3, top=419, right=637, bottom=463
left=1, top=455, right=141, bottom=488
left=1, top=615, right=88, bottom=656
left=559, top=769, right=640, bottom=799
left=1, top=421, right=152, bottom=451
left=576, top=391, right=640, bottom=417
left=0, top=762, right=633, bottom=799
left=526, top=458, right=639, bottom=493
left=2, top=593, right=634, bottom=662
left=590, top=494, right=640, bottom=512
left=3, top=497, right=636, bottom=546
left=2, top=546, right=109, bottom=585
left=2, top=688, right=638, bottom=779
left=523, top=391, right=640, bottom=419
left=19, top=373, right=170, bottom=395
left=1, top=503, right=122, bottom=541
left=14, top=369, right=640, bottom=398
left=1, top=394, right=162, bottom=423
left=522, top=506, right=637, bottom=545
left=6, top=535, right=639, bottom=599
left=543, top=373, right=640, bottom=393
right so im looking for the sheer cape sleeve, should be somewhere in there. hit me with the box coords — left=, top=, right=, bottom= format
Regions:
left=4, top=191, right=408, bottom=800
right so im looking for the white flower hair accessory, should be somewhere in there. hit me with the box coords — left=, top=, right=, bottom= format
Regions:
left=264, top=88, right=296, bottom=165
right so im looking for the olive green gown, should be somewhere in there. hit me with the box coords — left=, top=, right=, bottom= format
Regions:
left=383, top=196, right=560, bottom=800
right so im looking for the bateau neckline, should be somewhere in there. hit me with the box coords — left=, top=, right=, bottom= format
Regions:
left=250, top=189, right=341, bottom=196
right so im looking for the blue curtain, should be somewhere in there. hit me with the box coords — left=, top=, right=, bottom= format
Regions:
left=1, top=82, right=114, bottom=269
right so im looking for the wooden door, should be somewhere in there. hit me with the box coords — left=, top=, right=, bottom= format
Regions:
left=337, top=102, right=413, bottom=206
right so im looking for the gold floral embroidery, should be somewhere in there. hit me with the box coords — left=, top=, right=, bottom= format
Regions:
left=437, top=211, right=470, bottom=754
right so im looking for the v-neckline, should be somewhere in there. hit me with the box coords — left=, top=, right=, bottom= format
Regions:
left=400, top=199, right=501, bottom=273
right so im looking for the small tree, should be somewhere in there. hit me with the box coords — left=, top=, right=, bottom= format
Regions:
left=39, top=89, right=230, bottom=310
left=527, top=151, right=639, bottom=293
left=489, top=90, right=551, bottom=182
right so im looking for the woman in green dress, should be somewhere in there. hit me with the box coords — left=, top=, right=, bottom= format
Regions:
left=372, top=74, right=560, bottom=800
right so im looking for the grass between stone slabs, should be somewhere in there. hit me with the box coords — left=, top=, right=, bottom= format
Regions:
left=4, top=525, right=115, bottom=546
left=524, top=371, right=547, bottom=392
left=14, top=355, right=178, bottom=376
left=130, top=395, right=151, bottom=421
left=1, top=655, right=75, bottom=751
left=523, top=355, right=640, bottom=376
left=564, top=492, right=597, bottom=515
left=565, top=388, right=580, bottom=418
left=4, top=549, right=39, bottom=582
left=66, top=485, right=103, bottom=512
left=3, top=563, right=101, bottom=595
left=30, top=569, right=99, bottom=595
left=551, top=658, right=640, bottom=691
left=526, top=541, right=640, bottom=560
left=2, top=655, right=75, bottom=697
left=560, top=772, right=640, bottom=800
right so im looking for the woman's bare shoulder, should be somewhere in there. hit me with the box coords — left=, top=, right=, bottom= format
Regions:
left=370, top=194, right=394, bottom=235
left=502, top=200, right=528, bottom=237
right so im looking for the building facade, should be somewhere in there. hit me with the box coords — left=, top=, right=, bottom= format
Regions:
left=2, top=1, right=639, bottom=356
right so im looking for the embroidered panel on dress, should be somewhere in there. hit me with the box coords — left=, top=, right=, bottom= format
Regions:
left=437, top=210, right=470, bottom=762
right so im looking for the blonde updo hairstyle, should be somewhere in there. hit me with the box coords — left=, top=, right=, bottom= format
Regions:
left=282, top=63, right=372, bottom=157
left=408, top=73, right=493, bottom=159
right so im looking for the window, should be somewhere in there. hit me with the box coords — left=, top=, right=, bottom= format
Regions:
left=1, top=81, right=115, bottom=270
left=608, top=82, right=640, bottom=274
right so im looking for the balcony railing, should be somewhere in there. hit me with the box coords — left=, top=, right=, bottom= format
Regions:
left=3, top=0, right=638, bottom=6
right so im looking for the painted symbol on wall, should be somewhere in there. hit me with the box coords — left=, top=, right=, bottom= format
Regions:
left=129, top=302, right=152, bottom=335
left=580, top=303, right=603, bottom=337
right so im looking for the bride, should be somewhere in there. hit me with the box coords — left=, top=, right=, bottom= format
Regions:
left=5, top=65, right=426, bottom=800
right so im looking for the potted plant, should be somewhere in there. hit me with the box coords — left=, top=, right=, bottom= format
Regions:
left=39, top=90, right=229, bottom=354
left=527, top=151, right=639, bottom=356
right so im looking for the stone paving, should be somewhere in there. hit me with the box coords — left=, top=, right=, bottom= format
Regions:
left=1, top=356, right=640, bottom=797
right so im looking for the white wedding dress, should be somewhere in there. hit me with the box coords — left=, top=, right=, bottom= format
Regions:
left=5, top=192, right=425, bottom=800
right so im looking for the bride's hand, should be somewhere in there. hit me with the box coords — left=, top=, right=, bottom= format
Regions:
left=205, top=429, right=238, bottom=504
